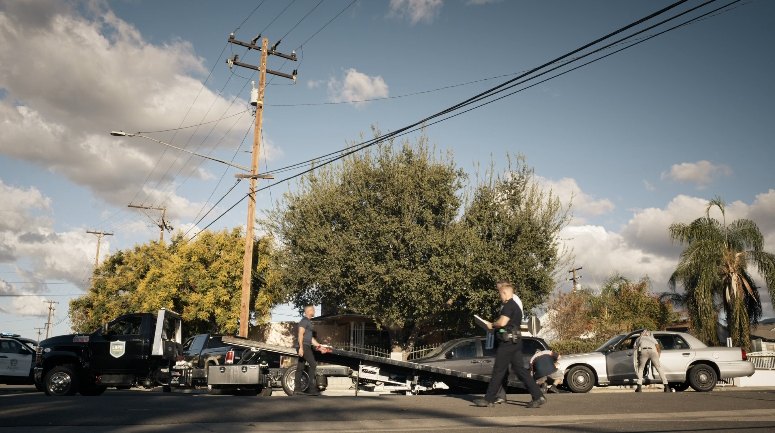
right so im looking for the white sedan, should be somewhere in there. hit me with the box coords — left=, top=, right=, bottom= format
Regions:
left=556, top=330, right=755, bottom=393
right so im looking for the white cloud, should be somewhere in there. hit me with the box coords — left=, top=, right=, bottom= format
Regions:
left=661, top=160, right=732, bottom=188
left=0, top=2, right=255, bottom=213
left=0, top=182, right=94, bottom=287
left=536, top=176, right=614, bottom=223
left=562, top=191, right=775, bottom=318
left=389, top=0, right=443, bottom=24
left=327, top=68, right=389, bottom=107
left=306, top=79, right=324, bottom=89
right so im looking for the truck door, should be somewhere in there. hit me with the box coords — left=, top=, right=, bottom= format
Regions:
left=90, top=315, right=148, bottom=375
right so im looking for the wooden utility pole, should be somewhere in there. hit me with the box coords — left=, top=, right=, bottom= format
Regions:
left=127, top=204, right=171, bottom=242
left=227, top=33, right=297, bottom=337
left=43, top=300, right=58, bottom=339
left=86, top=230, right=113, bottom=268
left=569, top=267, right=583, bottom=291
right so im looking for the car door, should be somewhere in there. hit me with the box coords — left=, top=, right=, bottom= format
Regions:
left=653, top=333, right=694, bottom=383
left=435, top=340, right=482, bottom=375
left=0, top=339, right=33, bottom=379
left=605, top=334, right=638, bottom=384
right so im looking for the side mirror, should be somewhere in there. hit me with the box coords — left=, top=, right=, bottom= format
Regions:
left=608, top=345, right=616, bottom=352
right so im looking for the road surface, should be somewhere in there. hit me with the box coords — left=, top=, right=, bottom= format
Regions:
left=1, top=385, right=774, bottom=432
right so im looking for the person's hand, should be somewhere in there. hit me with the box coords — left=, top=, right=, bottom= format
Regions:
left=298, top=347, right=304, bottom=357
left=486, top=322, right=493, bottom=331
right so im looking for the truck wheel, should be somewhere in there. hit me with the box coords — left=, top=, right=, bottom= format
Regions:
left=282, top=366, right=309, bottom=396
left=258, top=386, right=273, bottom=397
left=44, top=365, right=79, bottom=396
left=566, top=365, right=595, bottom=393
left=688, top=364, right=717, bottom=392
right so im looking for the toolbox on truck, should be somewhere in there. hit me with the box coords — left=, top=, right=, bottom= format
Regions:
left=207, top=364, right=267, bottom=386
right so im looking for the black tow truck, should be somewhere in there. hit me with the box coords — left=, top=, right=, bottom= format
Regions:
left=34, top=309, right=183, bottom=396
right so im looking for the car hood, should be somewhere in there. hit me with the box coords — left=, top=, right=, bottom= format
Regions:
left=39, top=333, right=91, bottom=348
left=557, top=351, right=604, bottom=365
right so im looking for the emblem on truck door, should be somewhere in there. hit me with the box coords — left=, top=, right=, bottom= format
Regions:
left=110, top=341, right=126, bottom=358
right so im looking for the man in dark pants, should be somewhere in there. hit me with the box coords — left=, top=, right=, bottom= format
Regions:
left=295, top=305, right=323, bottom=396
left=474, top=281, right=545, bottom=408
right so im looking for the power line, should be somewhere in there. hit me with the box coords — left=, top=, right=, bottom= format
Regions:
left=233, top=0, right=268, bottom=33
left=137, top=109, right=250, bottom=134
left=191, top=0, right=737, bottom=233
left=294, top=0, right=358, bottom=50
left=280, top=0, right=324, bottom=41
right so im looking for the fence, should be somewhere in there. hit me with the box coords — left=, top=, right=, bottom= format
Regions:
left=406, top=344, right=441, bottom=361
left=747, top=351, right=775, bottom=370
left=329, top=342, right=391, bottom=358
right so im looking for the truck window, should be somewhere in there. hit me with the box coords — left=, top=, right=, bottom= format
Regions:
left=106, top=316, right=143, bottom=336
left=188, top=334, right=207, bottom=354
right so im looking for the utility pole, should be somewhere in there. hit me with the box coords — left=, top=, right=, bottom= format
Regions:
left=569, top=267, right=583, bottom=291
left=127, top=204, right=172, bottom=243
left=34, top=327, right=45, bottom=343
left=86, top=230, right=113, bottom=268
left=227, top=33, right=297, bottom=337
left=43, top=300, right=58, bottom=339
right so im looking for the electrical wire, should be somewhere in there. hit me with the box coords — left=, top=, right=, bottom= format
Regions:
left=137, top=110, right=250, bottom=134
left=280, top=0, right=324, bottom=42
left=191, top=0, right=739, bottom=232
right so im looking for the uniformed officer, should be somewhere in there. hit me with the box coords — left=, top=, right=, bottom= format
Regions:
left=633, top=329, right=669, bottom=392
left=474, top=281, right=545, bottom=408
left=295, top=305, right=323, bottom=396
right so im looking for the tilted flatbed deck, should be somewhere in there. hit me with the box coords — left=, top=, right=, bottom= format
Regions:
left=222, top=336, right=496, bottom=391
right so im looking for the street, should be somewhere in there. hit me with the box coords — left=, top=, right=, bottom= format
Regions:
left=1, top=386, right=774, bottom=432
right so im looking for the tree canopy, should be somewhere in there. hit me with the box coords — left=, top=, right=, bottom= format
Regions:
left=267, top=135, right=569, bottom=353
left=669, top=197, right=775, bottom=348
left=69, top=229, right=279, bottom=337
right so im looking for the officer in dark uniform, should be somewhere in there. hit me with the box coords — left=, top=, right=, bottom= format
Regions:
left=295, top=305, right=323, bottom=396
left=474, top=281, right=545, bottom=408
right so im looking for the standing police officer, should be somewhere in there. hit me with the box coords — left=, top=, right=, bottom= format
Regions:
left=474, top=281, right=545, bottom=408
left=633, top=329, right=669, bottom=392
left=295, top=305, right=323, bottom=396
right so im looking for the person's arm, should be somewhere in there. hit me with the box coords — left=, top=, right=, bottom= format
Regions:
left=298, top=325, right=305, bottom=356
left=311, top=336, right=321, bottom=349
left=489, top=315, right=510, bottom=330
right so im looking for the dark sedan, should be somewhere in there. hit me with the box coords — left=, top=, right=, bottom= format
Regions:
left=413, top=335, right=550, bottom=390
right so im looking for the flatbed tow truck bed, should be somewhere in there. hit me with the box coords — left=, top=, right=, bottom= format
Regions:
left=222, top=336, right=494, bottom=393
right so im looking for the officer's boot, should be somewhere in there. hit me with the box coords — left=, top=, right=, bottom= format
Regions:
left=664, top=385, right=671, bottom=393
left=635, top=384, right=642, bottom=393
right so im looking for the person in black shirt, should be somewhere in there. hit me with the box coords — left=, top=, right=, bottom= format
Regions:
left=474, top=281, right=545, bottom=408
left=295, top=305, right=323, bottom=396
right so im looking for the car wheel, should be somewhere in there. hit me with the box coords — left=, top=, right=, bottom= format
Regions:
left=687, top=364, right=717, bottom=392
left=566, top=365, right=595, bottom=393
left=282, top=365, right=309, bottom=396
left=669, top=381, right=690, bottom=392
left=44, top=365, right=79, bottom=396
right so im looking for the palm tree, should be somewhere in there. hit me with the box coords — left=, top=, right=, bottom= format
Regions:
left=669, top=197, right=775, bottom=349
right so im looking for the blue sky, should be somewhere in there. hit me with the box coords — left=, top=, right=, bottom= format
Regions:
left=1, top=0, right=773, bottom=338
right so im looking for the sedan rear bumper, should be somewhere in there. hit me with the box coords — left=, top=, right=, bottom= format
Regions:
left=717, top=360, right=756, bottom=379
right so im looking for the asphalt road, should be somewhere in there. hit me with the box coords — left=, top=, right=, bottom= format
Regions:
left=1, top=385, right=774, bottom=432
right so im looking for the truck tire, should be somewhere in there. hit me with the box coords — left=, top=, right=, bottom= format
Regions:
left=688, top=364, right=717, bottom=392
left=282, top=366, right=309, bottom=396
left=44, top=364, right=79, bottom=396
left=566, top=365, right=595, bottom=393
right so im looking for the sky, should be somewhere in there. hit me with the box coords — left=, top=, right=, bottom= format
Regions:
left=1, top=0, right=774, bottom=339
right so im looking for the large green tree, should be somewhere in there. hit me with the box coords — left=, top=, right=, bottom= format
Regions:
left=69, top=229, right=279, bottom=337
left=268, top=135, right=569, bottom=353
left=669, top=198, right=775, bottom=348
left=268, top=137, right=468, bottom=352
left=459, top=156, right=569, bottom=322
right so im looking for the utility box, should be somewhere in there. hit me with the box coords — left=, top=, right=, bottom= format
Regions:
left=207, top=365, right=263, bottom=386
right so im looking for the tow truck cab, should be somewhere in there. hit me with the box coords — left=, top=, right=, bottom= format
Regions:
left=34, top=309, right=182, bottom=396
